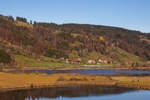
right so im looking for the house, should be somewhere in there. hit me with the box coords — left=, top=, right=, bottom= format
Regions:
left=98, top=59, right=103, bottom=63
left=2, top=40, right=7, bottom=43
left=88, top=59, right=96, bottom=64
left=66, top=59, right=72, bottom=63
left=98, top=59, right=109, bottom=64
left=72, top=58, right=81, bottom=63
left=66, top=58, right=81, bottom=64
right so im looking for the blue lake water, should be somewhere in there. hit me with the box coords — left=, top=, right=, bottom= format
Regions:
left=22, top=69, right=150, bottom=75
left=34, top=91, right=150, bottom=100
left=44, top=91, right=150, bottom=100
left=0, top=86, right=150, bottom=100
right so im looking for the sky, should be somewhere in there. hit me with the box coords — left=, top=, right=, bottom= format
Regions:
left=0, top=0, right=150, bottom=33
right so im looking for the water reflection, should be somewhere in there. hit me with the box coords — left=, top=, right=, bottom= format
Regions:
left=0, top=85, right=135, bottom=100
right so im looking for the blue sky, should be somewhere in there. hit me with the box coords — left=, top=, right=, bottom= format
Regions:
left=0, top=0, right=150, bottom=32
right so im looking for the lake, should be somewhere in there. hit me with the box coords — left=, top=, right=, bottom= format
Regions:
left=19, top=69, right=150, bottom=75
left=0, top=85, right=150, bottom=100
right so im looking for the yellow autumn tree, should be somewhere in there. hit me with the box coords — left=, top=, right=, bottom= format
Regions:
left=99, top=36, right=104, bottom=41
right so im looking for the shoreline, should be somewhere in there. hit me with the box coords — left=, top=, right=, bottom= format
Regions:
left=0, top=72, right=150, bottom=92
left=3, top=66, right=150, bottom=72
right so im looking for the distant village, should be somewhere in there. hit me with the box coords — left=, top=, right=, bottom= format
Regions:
left=66, top=58, right=113, bottom=64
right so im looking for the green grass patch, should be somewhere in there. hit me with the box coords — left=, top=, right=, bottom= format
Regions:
left=117, top=48, right=142, bottom=63
left=14, top=55, right=79, bottom=67
left=108, top=47, right=143, bottom=64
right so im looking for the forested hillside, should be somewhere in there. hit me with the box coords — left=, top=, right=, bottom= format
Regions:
left=0, top=14, right=150, bottom=67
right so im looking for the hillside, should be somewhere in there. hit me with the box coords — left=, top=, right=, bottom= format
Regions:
left=0, top=14, right=150, bottom=67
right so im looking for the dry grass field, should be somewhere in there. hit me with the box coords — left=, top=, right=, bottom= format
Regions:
left=0, top=72, right=150, bottom=92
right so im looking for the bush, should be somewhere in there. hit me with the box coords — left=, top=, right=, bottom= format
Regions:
left=69, top=77, right=88, bottom=81
left=57, top=76, right=65, bottom=81
left=69, top=77, right=82, bottom=81
left=0, top=49, right=12, bottom=64
left=16, top=17, right=27, bottom=23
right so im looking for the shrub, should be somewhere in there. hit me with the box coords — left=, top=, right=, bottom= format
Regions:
left=83, top=77, right=88, bottom=81
left=0, top=49, right=12, bottom=64
left=57, top=76, right=65, bottom=81
left=69, top=77, right=82, bottom=81
left=16, top=17, right=27, bottom=23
